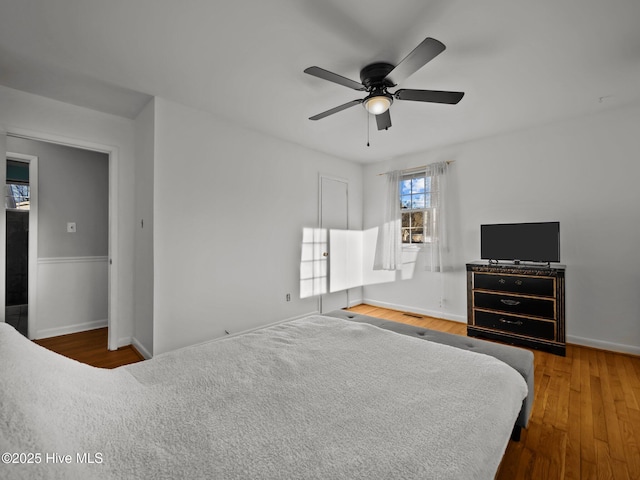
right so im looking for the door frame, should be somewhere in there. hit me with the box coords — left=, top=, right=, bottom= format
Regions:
left=3, top=152, right=38, bottom=338
left=3, top=129, right=119, bottom=350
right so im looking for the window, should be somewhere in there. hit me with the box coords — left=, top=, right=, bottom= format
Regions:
left=6, top=160, right=30, bottom=211
left=379, top=162, right=448, bottom=271
left=400, top=172, right=433, bottom=245
left=5, top=184, right=30, bottom=210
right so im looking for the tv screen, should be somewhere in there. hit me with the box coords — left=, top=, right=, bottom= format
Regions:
left=481, top=222, right=560, bottom=263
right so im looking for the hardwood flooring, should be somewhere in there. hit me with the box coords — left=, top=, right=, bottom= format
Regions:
left=34, top=327, right=144, bottom=369
left=348, top=304, right=640, bottom=480
left=34, top=307, right=640, bottom=478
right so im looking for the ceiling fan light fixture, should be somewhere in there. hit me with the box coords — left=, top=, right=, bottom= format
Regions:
left=364, top=94, right=392, bottom=115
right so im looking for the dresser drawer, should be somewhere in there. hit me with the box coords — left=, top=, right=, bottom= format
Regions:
left=473, top=273, right=555, bottom=297
left=473, top=291, right=555, bottom=319
left=474, top=310, right=556, bottom=341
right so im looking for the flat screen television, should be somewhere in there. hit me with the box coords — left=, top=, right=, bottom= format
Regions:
left=481, top=222, right=560, bottom=264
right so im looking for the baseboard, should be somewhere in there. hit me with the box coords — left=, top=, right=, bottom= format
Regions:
left=130, top=337, right=152, bottom=360
left=116, top=337, right=132, bottom=349
left=360, top=298, right=467, bottom=324
left=348, top=298, right=363, bottom=308
left=567, top=334, right=640, bottom=356
left=34, top=319, right=108, bottom=340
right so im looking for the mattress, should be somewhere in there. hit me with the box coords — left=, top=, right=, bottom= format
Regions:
left=0, top=315, right=527, bottom=479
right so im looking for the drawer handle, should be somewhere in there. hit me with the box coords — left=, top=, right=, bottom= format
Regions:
left=500, top=299, right=521, bottom=306
left=499, top=318, right=523, bottom=326
left=498, top=278, right=506, bottom=284
left=514, top=279, right=523, bottom=286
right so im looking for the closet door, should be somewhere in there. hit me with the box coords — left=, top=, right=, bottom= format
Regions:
left=319, top=175, right=349, bottom=313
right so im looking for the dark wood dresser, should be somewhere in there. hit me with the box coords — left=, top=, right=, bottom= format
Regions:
left=466, top=261, right=566, bottom=356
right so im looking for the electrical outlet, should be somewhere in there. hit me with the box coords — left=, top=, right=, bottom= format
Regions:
left=286, top=293, right=291, bottom=302
left=67, top=222, right=76, bottom=233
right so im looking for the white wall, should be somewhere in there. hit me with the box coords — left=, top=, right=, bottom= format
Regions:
left=363, top=102, right=640, bottom=354
left=152, top=98, right=363, bottom=354
left=0, top=84, right=136, bottom=346
left=35, top=257, right=109, bottom=338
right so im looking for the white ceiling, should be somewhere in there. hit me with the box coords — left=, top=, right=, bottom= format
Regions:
left=1, top=0, right=639, bottom=163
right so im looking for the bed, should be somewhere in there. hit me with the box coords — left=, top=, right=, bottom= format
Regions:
left=0, top=315, right=527, bottom=479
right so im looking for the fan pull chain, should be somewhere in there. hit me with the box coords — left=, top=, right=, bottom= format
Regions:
left=366, top=113, right=370, bottom=147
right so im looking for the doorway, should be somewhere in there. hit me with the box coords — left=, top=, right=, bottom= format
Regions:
left=3, top=136, right=110, bottom=344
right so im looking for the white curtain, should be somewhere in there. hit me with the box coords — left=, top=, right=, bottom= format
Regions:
left=377, top=170, right=402, bottom=270
left=424, top=161, right=449, bottom=272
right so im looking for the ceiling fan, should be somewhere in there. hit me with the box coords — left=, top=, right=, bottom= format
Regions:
left=304, top=37, right=464, bottom=131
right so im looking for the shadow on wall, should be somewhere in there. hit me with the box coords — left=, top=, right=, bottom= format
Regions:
left=299, top=227, right=419, bottom=299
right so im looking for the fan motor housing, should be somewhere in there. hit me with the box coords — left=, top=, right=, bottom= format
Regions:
left=360, top=62, right=395, bottom=89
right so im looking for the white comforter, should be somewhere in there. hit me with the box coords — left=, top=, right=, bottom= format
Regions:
left=0, top=315, right=527, bottom=479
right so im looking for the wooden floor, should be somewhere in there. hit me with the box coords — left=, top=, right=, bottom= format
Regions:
left=348, top=304, right=640, bottom=480
left=34, top=307, right=640, bottom=478
left=34, top=327, right=144, bottom=369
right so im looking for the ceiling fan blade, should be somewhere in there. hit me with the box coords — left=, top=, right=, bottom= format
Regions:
left=304, top=66, right=366, bottom=91
left=375, top=110, right=392, bottom=130
left=309, top=99, right=363, bottom=120
left=394, top=89, right=464, bottom=104
left=385, top=37, right=446, bottom=85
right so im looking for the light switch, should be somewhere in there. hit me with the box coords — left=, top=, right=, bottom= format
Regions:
left=67, top=222, right=77, bottom=233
